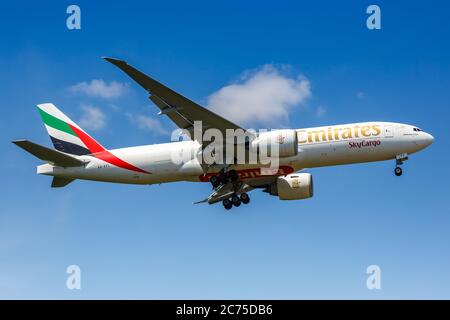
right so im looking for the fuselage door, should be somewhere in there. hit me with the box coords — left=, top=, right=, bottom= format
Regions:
left=384, top=125, right=394, bottom=138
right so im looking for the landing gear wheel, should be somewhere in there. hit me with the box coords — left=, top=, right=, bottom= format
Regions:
left=231, top=194, right=241, bottom=207
left=228, top=170, right=239, bottom=182
left=240, top=192, right=250, bottom=204
left=394, top=167, right=403, bottom=176
left=210, top=175, right=221, bottom=188
left=222, top=199, right=232, bottom=210
left=219, top=171, right=228, bottom=184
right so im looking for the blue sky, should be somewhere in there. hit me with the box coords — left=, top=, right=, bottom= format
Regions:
left=1, top=0, right=449, bottom=299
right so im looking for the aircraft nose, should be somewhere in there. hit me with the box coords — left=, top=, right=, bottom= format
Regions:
left=413, top=130, right=434, bottom=149
left=420, top=132, right=434, bottom=147
left=424, top=132, right=434, bottom=146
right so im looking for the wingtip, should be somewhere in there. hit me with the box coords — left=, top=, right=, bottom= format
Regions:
left=102, top=56, right=126, bottom=65
left=12, top=139, right=27, bottom=146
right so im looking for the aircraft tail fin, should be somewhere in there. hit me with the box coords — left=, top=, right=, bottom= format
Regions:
left=37, top=103, right=107, bottom=155
left=12, top=139, right=85, bottom=167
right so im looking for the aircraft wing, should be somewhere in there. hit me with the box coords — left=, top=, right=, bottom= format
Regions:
left=103, top=57, right=246, bottom=140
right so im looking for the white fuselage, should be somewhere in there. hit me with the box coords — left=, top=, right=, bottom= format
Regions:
left=37, top=122, right=434, bottom=184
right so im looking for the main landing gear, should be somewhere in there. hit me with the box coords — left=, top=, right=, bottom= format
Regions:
left=394, top=153, right=408, bottom=177
left=209, top=169, right=239, bottom=188
left=210, top=169, right=250, bottom=210
left=222, top=198, right=232, bottom=210
left=222, top=193, right=250, bottom=210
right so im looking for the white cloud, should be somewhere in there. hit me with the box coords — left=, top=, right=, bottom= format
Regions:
left=79, top=105, right=106, bottom=131
left=316, top=105, right=326, bottom=118
left=126, top=112, right=168, bottom=135
left=356, top=91, right=366, bottom=99
left=70, top=79, right=127, bottom=99
left=207, top=65, right=311, bottom=127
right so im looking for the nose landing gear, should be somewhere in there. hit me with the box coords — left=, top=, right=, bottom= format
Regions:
left=394, top=153, right=408, bottom=177
left=394, top=166, right=403, bottom=176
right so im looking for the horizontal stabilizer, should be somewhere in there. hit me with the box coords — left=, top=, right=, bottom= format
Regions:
left=51, top=177, right=75, bottom=188
left=12, top=139, right=85, bottom=167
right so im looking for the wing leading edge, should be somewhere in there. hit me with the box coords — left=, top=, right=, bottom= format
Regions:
left=103, top=57, right=245, bottom=140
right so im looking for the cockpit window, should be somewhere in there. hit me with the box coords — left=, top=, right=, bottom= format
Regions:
left=413, top=127, right=422, bottom=132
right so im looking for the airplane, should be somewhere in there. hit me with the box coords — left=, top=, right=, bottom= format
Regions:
left=12, top=57, right=434, bottom=210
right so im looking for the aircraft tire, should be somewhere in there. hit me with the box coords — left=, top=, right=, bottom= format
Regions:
left=240, top=193, right=250, bottom=204
left=223, top=199, right=232, bottom=210
left=231, top=194, right=241, bottom=207
left=210, top=175, right=221, bottom=188
left=228, top=170, right=239, bottom=182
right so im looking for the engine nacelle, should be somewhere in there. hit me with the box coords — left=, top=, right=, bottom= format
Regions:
left=251, top=129, right=298, bottom=158
left=267, top=173, right=314, bottom=200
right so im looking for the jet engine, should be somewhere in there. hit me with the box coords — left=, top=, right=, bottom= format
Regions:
left=266, top=173, right=313, bottom=200
left=251, top=129, right=298, bottom=158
